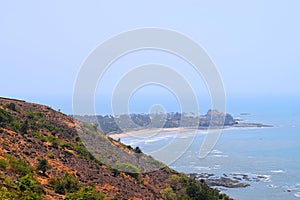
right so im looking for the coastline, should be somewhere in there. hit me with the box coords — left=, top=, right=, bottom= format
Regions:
left=108, top=123, right=272, bottom=139
left=109, top=127, right=197, bottom=139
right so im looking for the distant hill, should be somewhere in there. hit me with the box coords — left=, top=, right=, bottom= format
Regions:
left=74, top=110, right=237, bottom=135
left=0, top=97, right=231, bottom=200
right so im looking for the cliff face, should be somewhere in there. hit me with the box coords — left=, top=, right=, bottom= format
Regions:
left=0, top=97, right=231, bottom=200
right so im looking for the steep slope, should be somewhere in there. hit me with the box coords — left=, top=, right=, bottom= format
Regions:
left=0, top=97, right=231, bottom=200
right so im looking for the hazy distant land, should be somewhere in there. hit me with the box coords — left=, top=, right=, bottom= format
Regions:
left=74, top=110, right=272, bottom=136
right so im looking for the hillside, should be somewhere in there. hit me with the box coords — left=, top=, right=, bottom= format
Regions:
left=0, top=97, right=231, bottom=200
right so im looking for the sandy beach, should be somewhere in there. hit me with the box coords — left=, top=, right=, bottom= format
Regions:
left=109, top=127, right=199, bottom=139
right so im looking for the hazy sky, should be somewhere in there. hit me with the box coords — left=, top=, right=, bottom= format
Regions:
left=1, top=1, right=299, bottom=113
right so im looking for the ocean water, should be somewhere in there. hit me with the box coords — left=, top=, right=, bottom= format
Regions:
left=119, top=105, right=300, bottom=199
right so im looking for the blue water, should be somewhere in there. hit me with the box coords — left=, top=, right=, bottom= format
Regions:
left=120, top=107, right=300, bottom=199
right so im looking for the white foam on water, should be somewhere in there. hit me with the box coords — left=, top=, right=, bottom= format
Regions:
left=270, top=169, right=286, bottom=173
left=267, top=184, right=278, bottom=188
left=213, top=165, right=222, bottom=170
left=194, top=166, right=212, bottom=171
left=176, top=135, right=192, bottom=139
left=256, top=174, right=272, bottom=182
left=294, top=192, right=300, bottom=198
left=211, top=149, right=223, bottom=154
left=211, top=154, right=229, bottom=158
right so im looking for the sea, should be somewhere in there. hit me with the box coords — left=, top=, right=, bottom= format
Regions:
left=118, top=97, right=300, bottom=200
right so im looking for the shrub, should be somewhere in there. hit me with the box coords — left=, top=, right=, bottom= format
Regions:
left=20, top=120, right=29, bottom=133
left=133, top=146, right=142, bottom=154
left=52, top=180, right=66, bottom=195
left=18, top=174, right=44, bottom=199
left=30, top=132, right=44, bottom=139
left=19, top=191, right=43, bottom=200
left=9, top=157, right=32, bottom=176
left=160, top=187, right=176, bottom=200
left=47, top=152, right=55, bottom=159
left=0, top=186, right=15, bottom=200
left=0, top=108, right=12, bottom=127
left=64, top=186, right=105, bottom=200
left=186, top=182, right=201, bottom=199
left=25, top=110, right=35, bottom=119
left=168, top=174, right=181, bottom=191
left=63, top=173, right=80, bottom=193
left=10, top=121, right=21, bottom=131
left=25, top=110, right=44, bottom=121
left=0, top=158, right=8, bottom=170
left=50, top=172, right=80, bottom=195
left=46, top=136, right=60, bottom=148
left=19, top=175, right=37, bottom=192
left=6, top=103, right=17, bottom=111
left=36, top=158, right=51, bottom=175
left=51, top=139, right=59, bottom=148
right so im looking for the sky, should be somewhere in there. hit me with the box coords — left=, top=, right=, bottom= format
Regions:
left=0, top=1, right=299, bottom=114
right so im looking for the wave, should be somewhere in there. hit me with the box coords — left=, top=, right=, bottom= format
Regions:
left=211, top=149, right=223, bottom=154
left=209, top=149, right=228, bottom=158
left=267, top=184, right=278, bottom=188
left=213, top=165, right=222, bottom=170
left=294, top=192, right=300, bottom=198
left=194, top=166, right=212, bottom=171
left=270, top=169, right=286, bottom=173
left=211, top=154, right=229, bottom=158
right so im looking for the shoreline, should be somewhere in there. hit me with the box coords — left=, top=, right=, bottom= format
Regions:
left=108, top=123, right=272, bottom=139
left=109, top=127, right=197, bottom=139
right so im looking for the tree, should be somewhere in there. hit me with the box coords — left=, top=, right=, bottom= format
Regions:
left=36, top=158, right=51, bottom=175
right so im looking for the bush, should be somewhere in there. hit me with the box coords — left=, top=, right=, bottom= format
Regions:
left=0, top=158, right=8, bottom=170
left=160, top=187, right=176, bottom=200
left=36, top=158, right=51, bottom=175
left=0, top=186, right=15, bottom=200
left=19, top=175, right=37, bottom=192
left=133, top=146, right=142, bottom=154
left=19, top=191, right=43, bottom=200
left=168, top=174, right=181, bottom=191
left=64, top=186, right=105, bottom=200
left=47, top=153, right=55, bottom=159
left=9, top=157, right=32, bottom=176
left=0, top=108, right=12, bottom=127
left=20, top=120, right=29, bottom=133
left=63, top=173, right=80, bottom=193
left=50, top=172, right=80, bottom=195
left=25, top=110, right=44, bottom=121
left=6, top=103, right=17, bottom=111
left=10, top=121, right=21, bottom=131
left=186, top=182, right=201, bottom=199
left=52, top=180, right=66, bottom=195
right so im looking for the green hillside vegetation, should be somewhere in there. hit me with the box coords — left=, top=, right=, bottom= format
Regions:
left=0, top=97, right=232, bottom=199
